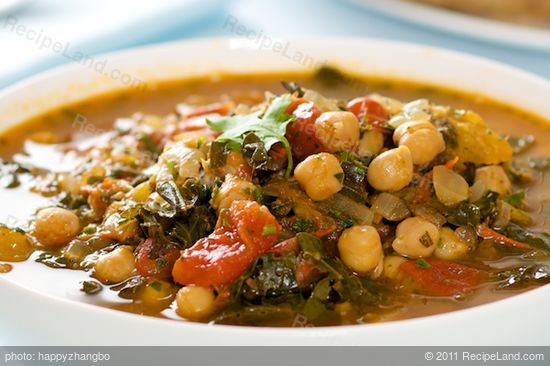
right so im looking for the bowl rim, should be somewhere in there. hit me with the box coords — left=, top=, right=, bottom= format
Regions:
left=0, top=36, right=549, bottom=346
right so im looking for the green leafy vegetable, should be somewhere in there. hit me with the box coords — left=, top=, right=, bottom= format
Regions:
left=80, top=280, right=103, bottom=295
left=207, top=95, right=296, bottom=176
left=251, top=254, right=299, bottom=298
left=496, top=263, right=550, bottom=289
left=416, top=258, right=431, bottom=269
left=504, top=192, right=525, bottom=207
left=291, top=217, right=315, bottom=233
left=500, top=223, right=550, bottom=252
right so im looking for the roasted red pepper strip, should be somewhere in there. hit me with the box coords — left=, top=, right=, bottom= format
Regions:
left=400, top=258, right=483, bottom=296
left=172, top=200, right=281, bottom=287
left=476, top=225, right=533, bottom=251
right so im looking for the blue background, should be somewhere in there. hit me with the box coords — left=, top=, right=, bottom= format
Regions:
left=1, top=0, right=548, bottom=90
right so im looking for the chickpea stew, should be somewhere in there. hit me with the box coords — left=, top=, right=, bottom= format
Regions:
left=1, top=68, right=549, bottom=326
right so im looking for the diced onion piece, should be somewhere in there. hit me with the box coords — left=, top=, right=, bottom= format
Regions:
left=319, top=193, right=374, bottom=225
left=493, top=201, right=512, bottom=230
left=432, top=165, right=469, bottom=206
left=469, top=179, right=487, bottom=203
left=302, top=89, right=340, bottom=112
left=371, top=193, right=410, bottom=221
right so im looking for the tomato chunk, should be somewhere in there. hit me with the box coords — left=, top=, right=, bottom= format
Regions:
left=172, top=200, right=281, bottom=287
left=285, top=100, right=325, bottom=160
left=136, top=238, right=180, bottom=280
left=399, top=258, right=483, bottom=296
left=346, top=97, right=389, bottom=131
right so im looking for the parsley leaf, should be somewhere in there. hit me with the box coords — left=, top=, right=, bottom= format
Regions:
left=206, top=95, right=296, bottom=176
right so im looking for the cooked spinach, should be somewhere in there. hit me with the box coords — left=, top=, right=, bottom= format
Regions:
left=499, top=223, right=550, bottom=252
left=340, top=160, right=368, bottom=202
left=445, top=191, right=499, bottom=226
left=168, top=205, right=216, bottom=248
left=240, top=254, right=300, bottom=300
left=80, top=280, right=103, bottom=295
left=496, top=263, right=550, bottom=289
left=242, top=133, right=284, bottom=172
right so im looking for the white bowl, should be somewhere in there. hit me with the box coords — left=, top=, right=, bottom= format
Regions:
left=0, top=37, right=549, bottom=346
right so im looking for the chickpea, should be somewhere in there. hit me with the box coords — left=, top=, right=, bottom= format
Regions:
left=382, top=255, right=407, bottom=280
left=0, top=226, right=33, bottom=262
left=367, top=146, right=413, bottom=192
left=338, top=225, right=383, bottom=274
left=357, top=129, right=384, bottom=156
left=137, top=280, right=176, bottom=309
left=33, top=207, right=80, bottom=247
left=393, top=120, right=445, bottom=165
left=474, top=165, right=512, bottom=196
left=392, top=217, right=440, bottom=258
left=294, top=152, right=344, bottom=201
left=434, top=227, right=470, bottom=261
left=211, top=174, right=256, bottom=210
left=314, top=111, right=360, bottom=152
left=94, top=246, right=136, bottom=284
left=176, top=285, right=216, bottom=320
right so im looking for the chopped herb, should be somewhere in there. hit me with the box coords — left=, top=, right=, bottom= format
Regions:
left=155, top=257, right=168, bottom=270
left=419, top=232, right=434, bottom=248
left=292, top=217, right=315, bottom=233
left=149, top=281, right=163, bottom=291
left=334, top=172, right=344, bottom=183
left=166, top=160, right=177, bottom=177
left=504, top=192, right=525, bottom=207
left=207, top=95, right=296, bottom=176
left=340, top=217, right=356, bottom=229
left=416, top=258, right=431, bottom=269
left=262, top=223, right=277, bottom=236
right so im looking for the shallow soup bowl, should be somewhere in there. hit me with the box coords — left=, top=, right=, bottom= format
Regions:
left=0, top=37, right=549, bottom=346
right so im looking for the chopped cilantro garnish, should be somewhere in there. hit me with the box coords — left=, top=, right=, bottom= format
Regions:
left=206, top=95, right=296, bottom=177
left=334, top=172, right=345, bottom=183
left=504, top=191, right=525, bottom=207
left=262, top=223, right=277, bottom=236
left=166, top=160, right=177, bottom=177
left=416, top=258, right=431, bottom=269
left=155, top=258, right=168, bottom=270
left=149, top=281, right=163, bottom=291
